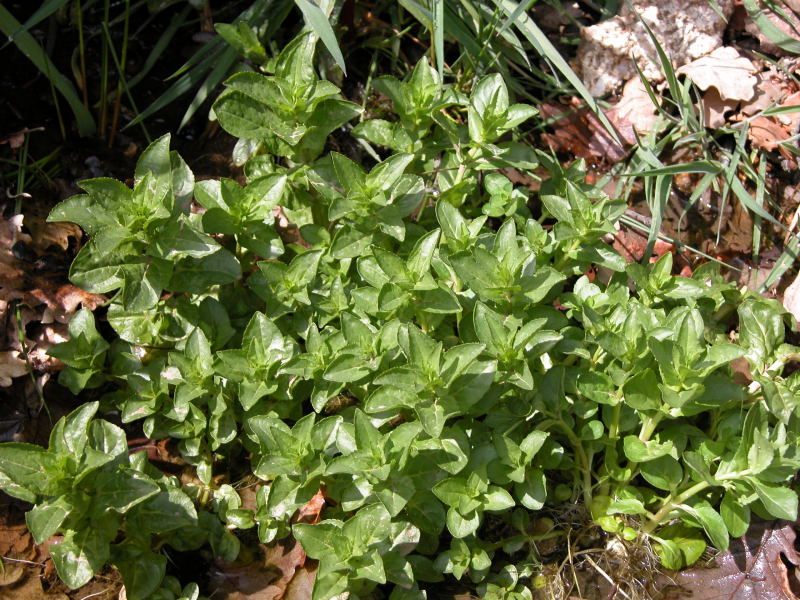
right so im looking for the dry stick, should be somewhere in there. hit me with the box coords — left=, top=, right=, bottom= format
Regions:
left=583, top=554, right=632, bottom=600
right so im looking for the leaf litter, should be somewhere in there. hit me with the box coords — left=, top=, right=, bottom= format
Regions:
left=208, top=489, right=326, bottom=600
left=665, top=520, right=800, bottom=600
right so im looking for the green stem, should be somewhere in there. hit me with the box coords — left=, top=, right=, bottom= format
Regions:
left=539, top=418, right=593, bottom=507
left=618, top=411, right=665, bottom=487
left=638, top=412, right=663, bottom=442
left=641, top=480, right=710, bottom=535
left=484, top=529, right=565, bottom=552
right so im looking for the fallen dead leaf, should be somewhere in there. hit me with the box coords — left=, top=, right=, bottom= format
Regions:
left=606, top=77, right=661, bottom=145
left=746, top=91, right=800, bottom=157
left=0, top=212, right=104, bottom=388
left=540, top=100, right=627, bottom=163
left=25, top=217, right=82, bottom=252
left=0, top=128, right=44, bottom=150
left=0, top=573, right=69, bottom=600
left=740, top=72, right=787, bottom=116
left=611, top=221, right=675, bottom=263
left=0, top=352, right=30, bottom=387
left=666, top=520, right=800, bottom=600
left=273, top=207, right=309, bottom=249
left=782, top=269, right=800, bottom=325
left=701, top=87, right=740, bottom=129
left=676, top=46, right=758, bottom=102
left=208, top=489, right=327, bottom=600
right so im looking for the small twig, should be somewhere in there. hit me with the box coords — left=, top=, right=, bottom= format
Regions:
left=1, top=556, right=45, bottom=566
left=584, top=554, right=631, bottom=600
left=78, top=589, right=109, bottom=600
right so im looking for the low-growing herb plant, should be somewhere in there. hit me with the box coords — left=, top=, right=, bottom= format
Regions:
left=0, top=32, right=798, bottom=600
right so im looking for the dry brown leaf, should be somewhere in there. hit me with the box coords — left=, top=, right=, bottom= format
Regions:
left=701, top=87, right=740, bottom=128
left=611, top=223, right=674, bottom=263
left=606, top=77, right=660, bottom=145
left=676, top=47, right=758, bottom=101
left=0, top=352, right=29, bottom=387
left=578, top=0, right=734, bottom=96
left=783, top=270, right=800, bottom=324
left=540, top=100, right=627, bottom=163
left=750, top=116, right=792, bottom=152
left=25, top=217, right=82, bottom=252
left=208, top=490, right=327, bottom=600
left=273, top=207, right=309, bottom=249
left=0, top=573, right=69, bottom=600
left=747, top=91, right=800, bottom=156
left=668, top=521, right=800, bottom=600
left=740, top=73, right=786, bottom=116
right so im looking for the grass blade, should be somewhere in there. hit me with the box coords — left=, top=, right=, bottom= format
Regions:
left=624, top=161, right=722, bottom=177
left=491, top=0, right=622, bottom=145
left=743, top=0, right=800, bottom=55
left=178, top=50, right=240, bottom=130
left=432, top=0, right=444, bottom=80
left=759, top=236, right=799, bottom=292
left=643, top=173, right=671, bottom=261
left=126, top=5, right=190, bottom=90
left=0, top=0, right=69, bottom=50
left=0, top=4, right=95, bottom=135
left=124, top=50, right=221, bottom=130
left=295, top=0, right=347, bottom=75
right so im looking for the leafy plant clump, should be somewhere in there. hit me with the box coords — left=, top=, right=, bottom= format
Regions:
left=1, top=33, right=799, bottom=600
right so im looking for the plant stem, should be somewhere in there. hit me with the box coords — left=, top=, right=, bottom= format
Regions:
left=539, top=418, right=593, bottom=508
left=99, top=0, right=111, bottom=136
left=484, top=529, right=565, bottom=551
left=641, top=480, right=710, bottom=535
left=76, top=0, right=89, bottom=108
left=638, top=412, right=663, bottom=442
left=109, top=0, right=131, bottom=147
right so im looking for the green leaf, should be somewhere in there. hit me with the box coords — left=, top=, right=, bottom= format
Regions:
left=26, top=497, right=72, bottom=544
left=406, top=229, right=440, bottom=280
left=127, top=486, right=198, bottom=533
left=90, top=468, right=160, bottom=514
left=738, top=298, right=785, bottom=370
left=623, top=369, right=660, bottom=411
left=49, top=400, right=99, bottom=457
left=51, top=526, right=111, bottom=589
left=720, top=491, right=750, bottom=538
left=682, top=501, right=729, bottom=551
left=639, top=455, right=682, bottom=491
left=446, top=507, right=480, bottom=538
left=113, top=541, right=167, bottom=600
left=0, top=443, right=60, bottom=501
left=482, top=486, right=515, bottom=511
left=323, top=355, right=371, bottom=383
left=750, top=479, right=798, bottom=520
left=169, top=249, right=242, bottom=292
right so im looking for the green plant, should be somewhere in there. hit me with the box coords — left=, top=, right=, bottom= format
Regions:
left=1, top=32, right=798, bottom=600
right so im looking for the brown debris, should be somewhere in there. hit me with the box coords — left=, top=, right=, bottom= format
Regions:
left=746, top=91, right=800, bottom=158
left=540, top=100, right=627, bottom=163
left=606, top=77, right=661, bottom=145
left=0, top=212, right=104, bottom=387
left=666, top=520, right=800, bottom=600
left=208, top=489, right=326, bottom=600
left=744, top=2, right=800, bottom=56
